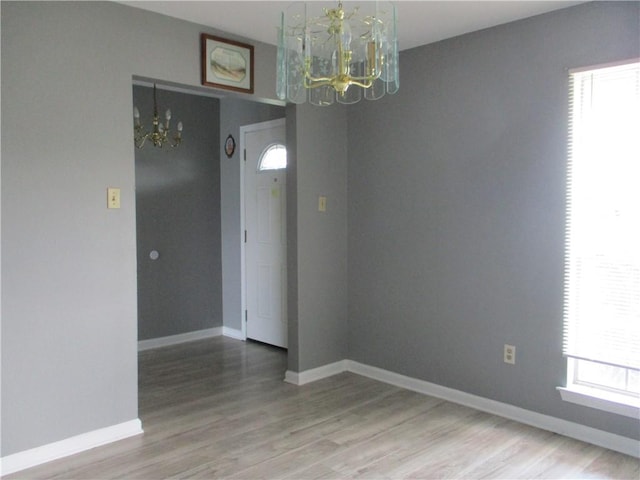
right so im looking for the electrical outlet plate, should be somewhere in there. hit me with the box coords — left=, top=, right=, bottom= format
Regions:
left=504, top=344, right=516, bottom=365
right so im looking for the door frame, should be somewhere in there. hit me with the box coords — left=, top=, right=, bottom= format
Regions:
left=239, top=118, right=287, bottom=341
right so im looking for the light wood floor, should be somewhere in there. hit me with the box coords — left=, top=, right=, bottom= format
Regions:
left=8, top=336, right=639, bottom=479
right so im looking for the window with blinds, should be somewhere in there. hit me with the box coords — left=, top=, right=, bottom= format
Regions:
left=564, top=60, right=640, bottom=401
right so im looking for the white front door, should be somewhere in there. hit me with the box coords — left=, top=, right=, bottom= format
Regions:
left=243, top=119, right=287, bottom=348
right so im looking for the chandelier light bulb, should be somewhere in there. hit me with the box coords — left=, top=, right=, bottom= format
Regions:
left=165, top=109, right=171, bottom=121
left=340, top=17, right=352, bottom=50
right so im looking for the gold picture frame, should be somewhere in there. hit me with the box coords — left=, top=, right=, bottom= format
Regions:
left=201, top=34, right=254, bottom=94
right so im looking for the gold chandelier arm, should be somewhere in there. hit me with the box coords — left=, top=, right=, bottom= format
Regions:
left=134, top=126, right=149, bottom=149
left=304, top=73, right=380, bottom=91
left=347, top=78, right=375, bottom=89
left=346, top=72, right=380, bottom=83
left=168, top=133, right=182, bottom=148
left=134, top=137, right=147, bottom=149
left=304, top=77, right=336, bottom=88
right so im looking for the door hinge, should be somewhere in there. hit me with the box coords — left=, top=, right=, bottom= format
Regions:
left=244, top=149, right=247, bottom=161
left=245, top=310, right=248, bottom=322
left=244, top=230, right=247, bottom=243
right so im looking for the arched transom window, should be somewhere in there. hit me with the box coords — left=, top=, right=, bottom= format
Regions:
left=258, top=143, right=287, bottom=171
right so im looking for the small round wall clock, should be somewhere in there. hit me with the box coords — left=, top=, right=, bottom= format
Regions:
left=225, top=134, right=236, bottom=158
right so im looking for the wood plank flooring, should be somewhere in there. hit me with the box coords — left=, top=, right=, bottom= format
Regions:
left=7, top=336, right=639, bottom=479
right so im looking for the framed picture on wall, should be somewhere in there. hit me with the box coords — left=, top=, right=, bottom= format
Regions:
left=201, top=34, right=254, bottom=94
left=225, top=134, right=236, bottom=158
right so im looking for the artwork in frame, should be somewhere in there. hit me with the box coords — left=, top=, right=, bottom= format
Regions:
left=225, top=134, right=236, bottom=158
left=201, top=34, right=254, bottom=94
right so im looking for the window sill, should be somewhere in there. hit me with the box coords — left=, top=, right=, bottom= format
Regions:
left=558, top=385, right=640, bottom=419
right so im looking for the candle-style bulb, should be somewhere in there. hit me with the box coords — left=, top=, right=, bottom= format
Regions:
left=133, top=106, right=140, bottom=119
left=340, top=18, right=352, bottom=50
left=177, top=121, right=183, bottom=132
left=165, top=109, right=171, bottom=121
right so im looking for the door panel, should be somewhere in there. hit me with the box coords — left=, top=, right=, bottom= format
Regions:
left=244, top=120, right=287, bottom=348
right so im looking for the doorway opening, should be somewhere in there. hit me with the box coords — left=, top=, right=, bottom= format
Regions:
left=241, top=119, right=288, bottom=348
left=132, top=78, right=285, bottom=352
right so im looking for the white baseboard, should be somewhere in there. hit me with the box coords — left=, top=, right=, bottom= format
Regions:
left=285, top=359, right=639, bottom=458
left=284, top=370, right=300, bottom=384
left=222, top=326, right=244, bottom=340
left=138, top=326, right=245, bottom=351
left=3, top=328, right=247, bottom=475
left=0, top=419, right=143, bottom=476
left=5, top=360, right=634, bottom=477
left=138, top=327, right=222, bottom=351
left=284, top=360, right=348, bottom=385
left=346, top=361, right=639, bottom=458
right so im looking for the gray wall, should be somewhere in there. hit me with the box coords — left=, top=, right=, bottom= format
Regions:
left=287, top=103, right=349, bottom=372
left=347, top=1, right=639, bottom=441
left=220, top=98, right=285, bottom=333
left=0, top=1, right=284, bottom=456
left=134, top=85, right=222, bottom=340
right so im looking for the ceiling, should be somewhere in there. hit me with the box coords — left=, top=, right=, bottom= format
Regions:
left=120, top=1, right=585, bottom=52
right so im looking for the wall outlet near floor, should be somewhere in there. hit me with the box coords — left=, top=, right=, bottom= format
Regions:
left=504, top=344, right=516, bottom=365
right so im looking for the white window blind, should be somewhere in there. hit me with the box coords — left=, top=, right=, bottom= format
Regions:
left=564, top=60, right=640, bottom=373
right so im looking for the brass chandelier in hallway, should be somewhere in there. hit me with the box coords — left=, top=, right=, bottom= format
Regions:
left=133, top=84, right=183, bottom=149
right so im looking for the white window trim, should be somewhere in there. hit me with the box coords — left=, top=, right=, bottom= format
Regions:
left=559, top=59, right=640, bottom=420
left=559, top=358, right=639, bottom=418
left=558, top=385, right=639, bottom=419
